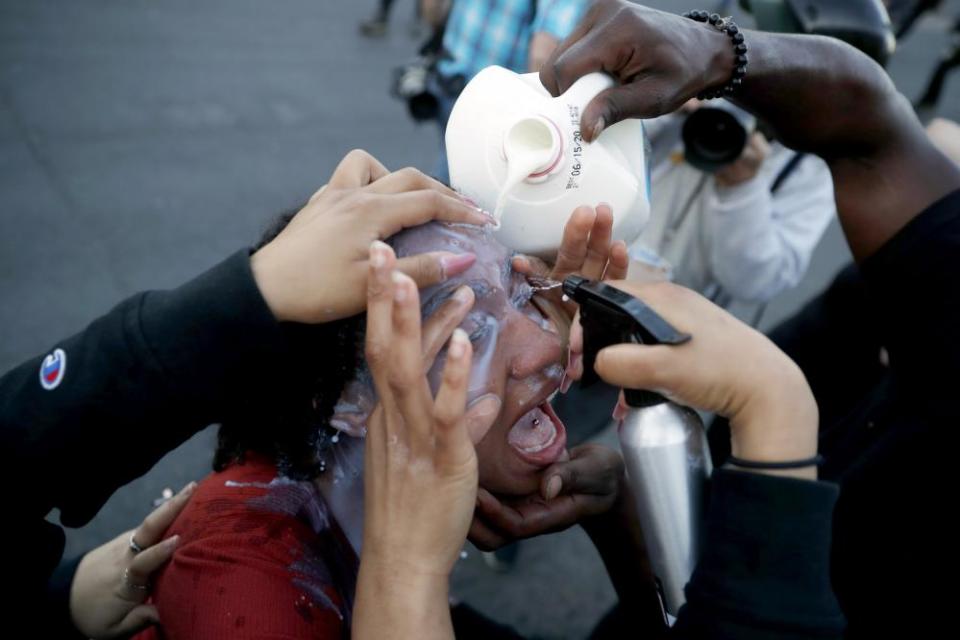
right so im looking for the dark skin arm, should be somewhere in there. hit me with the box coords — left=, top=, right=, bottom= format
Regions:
left=539, top=0, right=960, bottom=261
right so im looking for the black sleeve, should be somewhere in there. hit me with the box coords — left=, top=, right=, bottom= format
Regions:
left=1, top=250, right=295, bottom=625
left=46, top=555, right=87, bottom=639
left=858, top=188, right=960, bottom=407
left=709, top=264, right=887, bottom=466
left=671, top=469, right=845, bottom=640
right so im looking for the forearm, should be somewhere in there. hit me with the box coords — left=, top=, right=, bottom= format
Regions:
left=725, top=31, right=960, bottom=259
left=731, top=33, right=898, bottom=160
left=0, top=251, right=290, bottom=527
left=683, top=12, right=953, bottom=261
left=353, top=564, right=453, bottom=640
left=584, top=502, right=669, bottom=637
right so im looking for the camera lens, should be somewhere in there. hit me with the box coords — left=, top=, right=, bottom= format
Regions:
left=682, top=108, right=749, bottom=172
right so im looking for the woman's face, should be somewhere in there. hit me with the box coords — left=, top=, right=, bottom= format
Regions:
left=396, top=224, right=570, bottom=497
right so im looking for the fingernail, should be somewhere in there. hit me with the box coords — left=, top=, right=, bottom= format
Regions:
left=570, top=352, right=583, bottom=378
left=180, top=481, right=197, bottom=497
left=440, top=252, right=476, bottom=279
left=457, top=194, right=495, bottom=223
left=458, top=194, right=480, bottom=208
left=165, top=535, right=180, bottom=548
left=465, top=394, right=502, bottom=441
left=612, top=400, right=628, bottom=422
left=545, top=475, right=562, bottom=501
left=475, top=210, right=497, bottom=226
left=370, top=241, right=389, bottom=269
left=392, top=272, right=408, bottom=302
left=467, top=394, right=501, bottom=417
left=449, top=328, right=468, bottom=358
left=592, top=116, right=606, bottom=140
left=467, top=205, right=495, bottom=222
left=453, top=285, right=474, bottom=306
left=476, top=487, right=495, bottom=509
left=560, top=371, right=573, bottom=394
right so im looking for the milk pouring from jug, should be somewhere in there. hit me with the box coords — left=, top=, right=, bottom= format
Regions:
left=445, top=66, right=651, bottom=257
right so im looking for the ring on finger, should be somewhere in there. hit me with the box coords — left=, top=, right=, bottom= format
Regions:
left=123, top=568, right=150, bottom=592
left=129, top=533, right=145, bottom=555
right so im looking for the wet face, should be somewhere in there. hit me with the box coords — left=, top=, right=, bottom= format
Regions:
left=394, top=223, right=570, bottom=497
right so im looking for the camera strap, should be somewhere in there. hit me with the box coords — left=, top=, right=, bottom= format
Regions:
left=771, top=152, right=806, bottom=194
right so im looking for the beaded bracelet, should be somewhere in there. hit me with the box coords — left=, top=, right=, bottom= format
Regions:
left=727, top=454, right=825, bottom=470
left=682, top=10, right=748, bottom=100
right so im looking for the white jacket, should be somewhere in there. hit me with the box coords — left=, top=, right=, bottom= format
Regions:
left=637, top=114, right=836, bottom=306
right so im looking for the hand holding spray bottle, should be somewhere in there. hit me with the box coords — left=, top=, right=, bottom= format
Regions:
left=563, top=276, right=712, bottom=619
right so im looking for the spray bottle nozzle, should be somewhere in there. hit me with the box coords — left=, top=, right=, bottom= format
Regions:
left=562, top=276, right=691, bottom=408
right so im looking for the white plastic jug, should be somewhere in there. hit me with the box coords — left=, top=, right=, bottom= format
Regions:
left=445, top=65, right=651, bottom=258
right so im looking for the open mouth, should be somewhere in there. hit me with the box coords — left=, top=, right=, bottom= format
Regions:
left=507, top=401, right=567, bottom=467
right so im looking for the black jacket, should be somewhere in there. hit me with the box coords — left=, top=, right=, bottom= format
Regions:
left=1, top=251, right=296, bottom=630
left=709, top=188, right=960, bottom=638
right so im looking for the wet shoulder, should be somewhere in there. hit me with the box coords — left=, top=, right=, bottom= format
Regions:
left=141, top=455, right=354, bottom=639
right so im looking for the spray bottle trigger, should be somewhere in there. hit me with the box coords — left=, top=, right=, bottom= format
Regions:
left=562, top=276, right=692, bottom=408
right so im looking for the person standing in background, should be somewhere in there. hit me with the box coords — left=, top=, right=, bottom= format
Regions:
left=432, top=0, right=589, bottom=182
left=359, top=0, right=433, bottom=38
left=635, top=101, right=836, bottom=321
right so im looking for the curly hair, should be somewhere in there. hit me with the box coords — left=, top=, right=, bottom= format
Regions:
left=212, top=209, right=366, bottom=480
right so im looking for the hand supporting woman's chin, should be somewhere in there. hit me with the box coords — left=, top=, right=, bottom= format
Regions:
left=468, top=443, right=625, bottom=551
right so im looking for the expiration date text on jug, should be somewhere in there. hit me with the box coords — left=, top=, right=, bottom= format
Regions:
left=566, top=105, right=582, bottom=190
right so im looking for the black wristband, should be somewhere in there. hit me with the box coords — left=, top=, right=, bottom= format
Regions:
left=683, top=10, right=748, bottom=100
left=727, top=454, right=825, bottom=470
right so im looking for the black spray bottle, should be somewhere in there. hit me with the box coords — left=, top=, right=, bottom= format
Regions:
left=563, top=275, right=712, bottom=618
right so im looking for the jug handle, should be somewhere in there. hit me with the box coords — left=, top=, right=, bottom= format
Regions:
left=519, top=71, right=552, bottom=97
left=557, top=73, right=616, bottom=122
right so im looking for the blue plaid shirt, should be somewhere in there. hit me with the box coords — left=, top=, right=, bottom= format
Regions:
left=437, top=0, right=589, bottom=82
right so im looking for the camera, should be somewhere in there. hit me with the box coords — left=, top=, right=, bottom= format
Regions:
left=682, top=105, right=754, bottom=173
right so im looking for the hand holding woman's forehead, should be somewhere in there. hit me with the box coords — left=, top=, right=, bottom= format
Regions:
left=393, top=223, right=525, bottom=316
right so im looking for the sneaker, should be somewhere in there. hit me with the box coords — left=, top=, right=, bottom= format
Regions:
left=359, top=16, right=388, bottom=38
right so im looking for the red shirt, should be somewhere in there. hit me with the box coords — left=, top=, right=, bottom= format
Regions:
left=135, top=455, right=357, bottom=639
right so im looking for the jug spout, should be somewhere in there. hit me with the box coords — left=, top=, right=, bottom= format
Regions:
left=503, top=114, right=564, bottom=181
